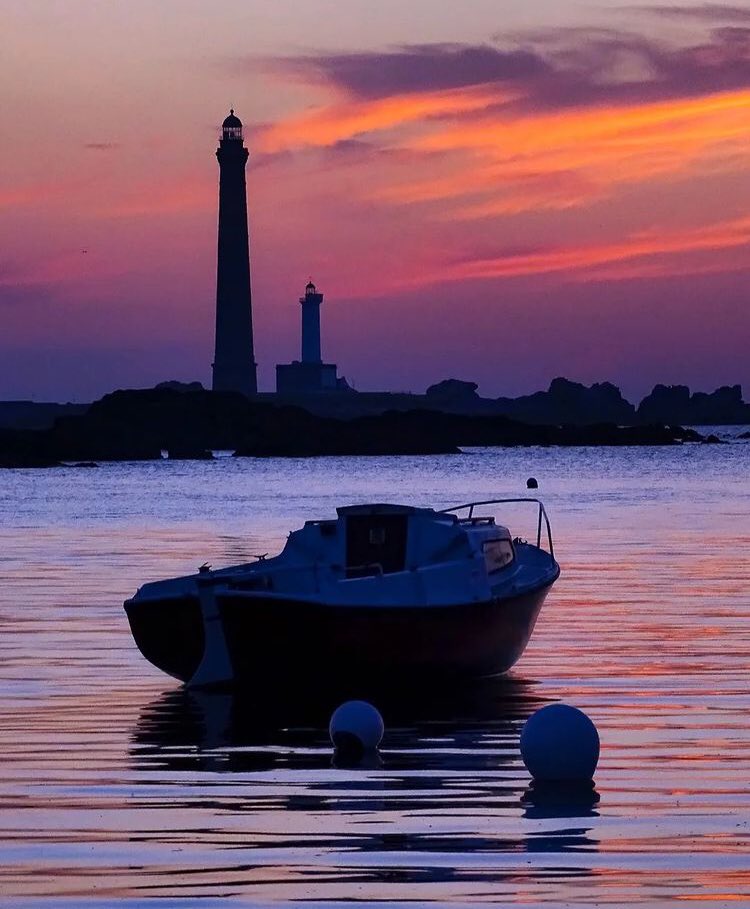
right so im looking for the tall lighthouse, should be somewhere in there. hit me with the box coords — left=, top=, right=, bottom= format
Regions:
left=212, top=109, right=257, bottom=395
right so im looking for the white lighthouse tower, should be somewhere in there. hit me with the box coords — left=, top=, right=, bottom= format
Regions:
left=300, top=281, right=323, bottom=364
left=275, top=280, right=348, bottom=394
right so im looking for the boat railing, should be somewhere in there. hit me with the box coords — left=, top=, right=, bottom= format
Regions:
left=344, top=562, right=385, bottom=579
left=439, top=498, right=555, bottom=560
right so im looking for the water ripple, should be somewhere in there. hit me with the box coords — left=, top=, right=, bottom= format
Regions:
left=1, top=445, right=749, bottom=906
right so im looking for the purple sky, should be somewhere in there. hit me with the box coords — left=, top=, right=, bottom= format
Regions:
left=1, top=1, right=749, bottom=402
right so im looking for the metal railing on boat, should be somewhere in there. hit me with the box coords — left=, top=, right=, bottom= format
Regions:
left=439, top=498, right=555, bottom=560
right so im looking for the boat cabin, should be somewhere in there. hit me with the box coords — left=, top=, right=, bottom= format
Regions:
left=282, top=503, right=514, bottom=580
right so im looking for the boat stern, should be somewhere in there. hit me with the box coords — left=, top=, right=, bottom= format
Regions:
left=124, top=584, right=205, bottom=683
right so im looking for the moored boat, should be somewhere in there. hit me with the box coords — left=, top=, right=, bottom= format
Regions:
left=124, top=498, right=560, bottom=690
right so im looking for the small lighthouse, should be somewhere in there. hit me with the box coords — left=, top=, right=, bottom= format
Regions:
left=212, top=109, right=257, bottom=396
left=301, top=281, right=323, bottom=363
left=275, top=280, right=348, bottom=394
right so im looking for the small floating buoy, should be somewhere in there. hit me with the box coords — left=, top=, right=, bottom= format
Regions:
left=329, top=700, right=384, bottom=763
left=520, top=704, right=600, bottom=782
left=526, top=477, right=538, bottom=489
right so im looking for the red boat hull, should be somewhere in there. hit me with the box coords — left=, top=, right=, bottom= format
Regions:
left=216, top=586, right=554, bottom=687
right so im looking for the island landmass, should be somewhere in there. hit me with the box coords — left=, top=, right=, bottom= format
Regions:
left=0, top=383, right=727, bottom=467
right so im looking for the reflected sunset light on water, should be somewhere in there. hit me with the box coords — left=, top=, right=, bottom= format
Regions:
left=0, top=441, right=748, bottom=905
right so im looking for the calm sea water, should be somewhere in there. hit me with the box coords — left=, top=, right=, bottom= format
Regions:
left=1, top=434, right=749, bottom=907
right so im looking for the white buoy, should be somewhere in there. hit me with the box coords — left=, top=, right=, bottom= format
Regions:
left=520, top=704, right=600, bottom=782
left=329, top=700, right=384, bottom=762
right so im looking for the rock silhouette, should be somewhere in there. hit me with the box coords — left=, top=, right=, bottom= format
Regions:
left=494, top=378, right=636, bottom=426
left=637, top=384, right=750, bottom=425
left=0, top=386, right=712, bottom=466
left=3, top=379, right=749, bottom=431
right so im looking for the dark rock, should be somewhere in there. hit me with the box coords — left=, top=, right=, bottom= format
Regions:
left=637, top=384, right=692, bottom=425
left=0, top=387, right=718, bottom=464
left=237, top=409, right=707, bottom=456
left=495, top=378, right=636, bottom=426
left=739, top=430, right=750, bottom=439
left=690, top=386, right=750, bottom=424
left=167, top=448, right=215, bottom=460
left=155, top=380, right=205, bottom=393
left=426, top=379, right=480, bottom=402
left=0, top=401, right=88, bottom=431
left=554, top=422, right=685, bottom=446
left=637, top=384, right=750, bottom=425
left=49, top=414, right=162, bottom=461
left=669, top=425, right=704, bottom=443
left=236, top=408, right=462, bottom=456
left=265, top=378, right=750, bottom=426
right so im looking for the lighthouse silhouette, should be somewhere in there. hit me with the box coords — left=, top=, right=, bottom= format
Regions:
left=212, top=109, right=257, bottom=395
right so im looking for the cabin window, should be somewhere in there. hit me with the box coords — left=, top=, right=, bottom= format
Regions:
left=483, top=538, right=514, bottom=573
left=369, top=527, right=386, bottom=545
left=345, top=514, right=408, bottom=578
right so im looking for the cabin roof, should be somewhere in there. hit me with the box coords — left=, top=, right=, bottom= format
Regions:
left=336, top=503, right=439, bottom=518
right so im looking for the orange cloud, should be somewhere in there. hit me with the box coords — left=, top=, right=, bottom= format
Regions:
left=257, top=85, right=510, bottom=153
left=376, top=88, right=750, bottom=216
left=259, top=76, right=750, bottom=222
left=440, top=215, right=750, bottom=283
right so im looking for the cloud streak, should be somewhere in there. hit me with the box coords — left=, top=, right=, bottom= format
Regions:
left=256, top=32, right=750, bottom=220
left=242, top=19, right=750, bottom=298
left=438, top=215, right=750, bottom=283
left=627, top=4, right=750, bottom=23
left=259, top=84, right=506, bottom=152
left=264, top=26, right=750, bottom=113
left=271, top=44, right=550, bottom=100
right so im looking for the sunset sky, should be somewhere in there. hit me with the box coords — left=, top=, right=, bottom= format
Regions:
left=1, top=0, right=749, bottom=402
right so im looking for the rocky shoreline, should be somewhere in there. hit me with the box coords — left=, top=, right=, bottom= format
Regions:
left=0, top=387, right=723, bottom=468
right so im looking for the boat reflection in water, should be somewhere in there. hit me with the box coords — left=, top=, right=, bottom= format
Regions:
left=130, top=673, right=600, bottom=898
left=132, top=674, right=548, bottom=770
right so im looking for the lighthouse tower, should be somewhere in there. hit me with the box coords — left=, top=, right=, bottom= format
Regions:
left=212, top=109, right=257, bottom=395
left=275, top=280, right=348, bottom=394
left=300, top=281, right=323, bottom=363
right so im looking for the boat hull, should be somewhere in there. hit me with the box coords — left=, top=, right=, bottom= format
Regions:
left=213, top=583, right=554, bottom=688
left=124, top=499, right=560, bottom=691
left=124, top=595, right=205, bottom=682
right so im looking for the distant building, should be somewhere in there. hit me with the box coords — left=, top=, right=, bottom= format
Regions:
left=212, top=110, right=257, bottom=396
left=276, top=282, right=349, bottom=394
